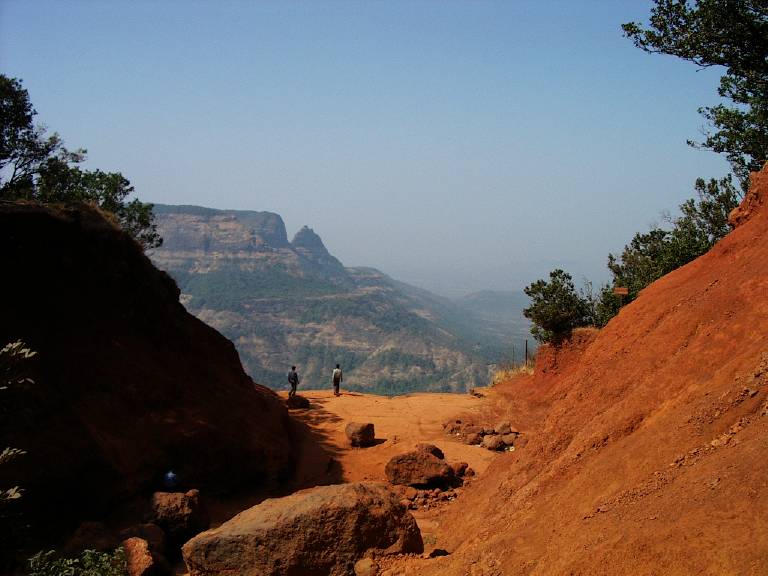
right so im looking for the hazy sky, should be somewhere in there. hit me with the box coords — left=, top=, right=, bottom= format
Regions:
left=1, top=0, right=730, bottom=296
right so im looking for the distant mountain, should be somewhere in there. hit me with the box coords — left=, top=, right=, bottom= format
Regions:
left=150, top=204, right=523, bottom=394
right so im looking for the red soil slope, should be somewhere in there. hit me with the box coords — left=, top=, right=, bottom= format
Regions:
left=405, top=167, right=768, bottom=575
left=0, top=203, right=293, bottom=556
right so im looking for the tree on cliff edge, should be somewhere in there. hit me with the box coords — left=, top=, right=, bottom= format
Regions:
left=523, top=269, right=591, bottom=343
left=0, top=75, right=161, bottom=248
left=623, top=0, right=768, bottom=187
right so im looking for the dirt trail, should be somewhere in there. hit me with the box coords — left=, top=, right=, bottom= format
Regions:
left=283, top=389, right=499, bottom=550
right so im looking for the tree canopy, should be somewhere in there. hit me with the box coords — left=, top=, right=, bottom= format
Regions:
left=523, top=269, right=591, bottom=343
left=0, top=75, right=161, bottom=248
left=623, top=0, right=768, bottom=186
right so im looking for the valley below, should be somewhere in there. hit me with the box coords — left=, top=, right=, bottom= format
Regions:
left=150, top=205, right=531, bottom=395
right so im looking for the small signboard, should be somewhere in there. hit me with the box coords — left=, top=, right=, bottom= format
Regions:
left=613, top=287, right=629, bottom=296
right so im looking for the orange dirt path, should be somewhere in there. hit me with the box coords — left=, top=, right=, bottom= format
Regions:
left=285, top=388, right=497, bottom=486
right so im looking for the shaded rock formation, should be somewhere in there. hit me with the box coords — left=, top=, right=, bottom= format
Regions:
left=0, top=202, right=293, bottom=552
left=182, top=482, right=423, bottom=576
left=149, top=490, right=209, bottom=548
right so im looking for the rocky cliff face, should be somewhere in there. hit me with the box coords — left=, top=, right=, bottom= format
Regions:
left=154, top=204, right=290, bottom=251
left=0, top=202, right=293, bottom=552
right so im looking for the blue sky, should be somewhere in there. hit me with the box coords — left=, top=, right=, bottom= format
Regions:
left=1, top=0, right=730, bottom=296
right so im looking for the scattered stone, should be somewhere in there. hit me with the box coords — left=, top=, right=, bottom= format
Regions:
left=443, top=419, right=462, bottom=434
left=501, top=434, right=518, bottom=446
left=415, top=443, right=445, bottom=459
left=404, top=487, right=418, bottom=500
left=346, top=422, right=376, bottom=447
left=465, top=432, right=482, bottom=445
left=182, top=483, right=423, bottom=576
left=122, top=537, right=156, bottom=576
left=150, top=490, right=209, bottom=547
left=481, top=435, right=505, bottom=451
left=495, top=421, right=512, bottom=435
left=482, top=427, right=496, bottom=436
left=286, top=394, right=310, bottom=409
left=465, top=467, right=476, bottom=477
left=385, top=451, right=454, bottom=487
left=449, top=462, right=468, bottom=477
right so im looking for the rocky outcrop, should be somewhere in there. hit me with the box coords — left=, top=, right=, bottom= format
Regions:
left=346, top=422, right=376, bottom=447
left=0, top=202, right=293, bottom=548
left=728, top=165, right=767, bottom=228
left=182, top=483, right=423, bottom=576
left=153, top=204, right=290, bottom=250
left=291, top=225, right=346, bottom=272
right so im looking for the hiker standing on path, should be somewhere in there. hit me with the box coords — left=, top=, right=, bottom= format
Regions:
left=288, top=366, right=300, bottom=398
left=332, top=364, right=343, bottom=396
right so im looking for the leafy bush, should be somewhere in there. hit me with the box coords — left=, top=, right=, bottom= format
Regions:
left=1, top=340, right=36, bottom=504
left=523, top=269, right=591, bottom=343
left=28, top=548, right=127, bottom=576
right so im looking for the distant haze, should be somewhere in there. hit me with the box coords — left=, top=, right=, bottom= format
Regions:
left=0, top=1, right=730, bottom=295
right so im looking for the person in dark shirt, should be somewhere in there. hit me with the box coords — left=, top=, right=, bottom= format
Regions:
left=288, top=366, right=300, bottom=398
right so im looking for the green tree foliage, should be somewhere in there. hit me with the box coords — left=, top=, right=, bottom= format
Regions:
left=0, top=75, right=161, bottom=248
left=523, top=269, right=591, bottom=343
left=623, top=0, right=768, bottom=186
left=594, top=175, right=740, bottom=325
left=28, top=548, right=127, bottom=576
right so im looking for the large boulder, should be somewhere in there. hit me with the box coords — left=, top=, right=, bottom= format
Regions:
left=182, top=482, right=422, bottom=576
left=150, top=490, right=209, bottom=547
left=385, top=450, right=454, bottom=487
left=345, top=422, right=376, bottom=447
left=415, top=443, right=445, bottom=459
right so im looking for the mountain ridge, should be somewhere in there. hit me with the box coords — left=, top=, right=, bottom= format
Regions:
left=150, top=204, right=527, bottom=394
